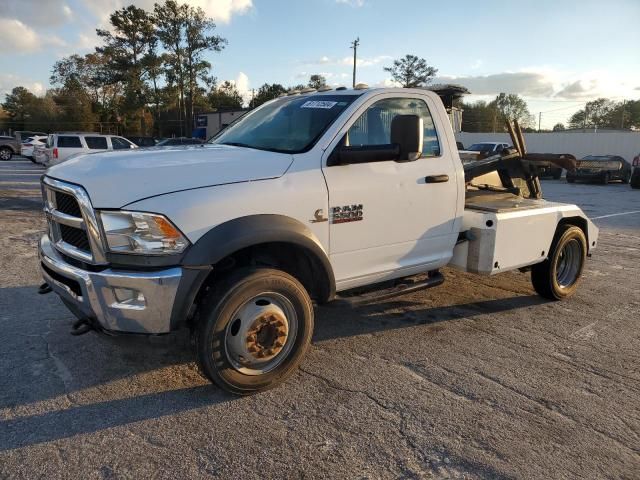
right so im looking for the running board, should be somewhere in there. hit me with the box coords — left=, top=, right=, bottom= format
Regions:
left=336, top=272, right=444, bottom=307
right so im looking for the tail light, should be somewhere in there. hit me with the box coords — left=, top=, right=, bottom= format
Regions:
left=24, top=143, right=33, bottom=147
left=53, top=148, right=58, bottom=159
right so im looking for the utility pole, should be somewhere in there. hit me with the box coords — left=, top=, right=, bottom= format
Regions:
left=621, top=100, right=626, bottom=129
left=583, top=104, right=588, bottom=131
left=350, top=37, right=360, bottom=88
left=538, top=112, right=542, bottom=132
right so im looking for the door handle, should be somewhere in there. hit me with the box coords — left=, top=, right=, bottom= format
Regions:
left=424, top=174, right=449, bottom=183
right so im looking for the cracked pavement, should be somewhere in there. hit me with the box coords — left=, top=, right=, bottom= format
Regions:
left=0, top=162, right=639, bottom=479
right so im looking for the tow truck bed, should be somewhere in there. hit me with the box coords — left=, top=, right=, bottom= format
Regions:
left=450, top=193, right=597, bottom=275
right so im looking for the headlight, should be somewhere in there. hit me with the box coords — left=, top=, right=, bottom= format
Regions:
left=99, top=211, right=189, bottom=255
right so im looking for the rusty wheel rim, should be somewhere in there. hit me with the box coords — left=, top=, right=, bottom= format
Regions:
left=224, top=292, right=297, bottom=375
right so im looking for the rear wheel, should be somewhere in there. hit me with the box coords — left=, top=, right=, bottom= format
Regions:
left=531, top=225, right=587, bottom=300
left=194, top=268, right=314, bottom=395
left=0, top=147, right=12, bottom=161
left=601, top=172, right=610, bottom=185
left=552, top=169, right=562, bottom=180
left=566, top=176, right=575, bottom=183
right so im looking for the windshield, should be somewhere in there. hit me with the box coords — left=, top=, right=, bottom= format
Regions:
left=210, top=94, right=358, bottom=153
left=468, top=143, right=495, bottom=152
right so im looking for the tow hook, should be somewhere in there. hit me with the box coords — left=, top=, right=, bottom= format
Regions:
left=38, top=283, right=52, bottom=294
left=71, top=318, right=94, bottom=336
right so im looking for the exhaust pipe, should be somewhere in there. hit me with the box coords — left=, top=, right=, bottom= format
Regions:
left=38, top=283, right=52, bottom=294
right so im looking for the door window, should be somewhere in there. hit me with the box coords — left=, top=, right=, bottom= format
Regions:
left=85, top=136, right=108, bottom=149
left=346, top=97, right=440, bottom=157
left=111, top=137, right=132, bottom=150
left=57, top=136, right=82, bottom=148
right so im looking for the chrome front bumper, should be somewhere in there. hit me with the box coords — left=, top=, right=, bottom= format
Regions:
left=39, top=234, right=183, bottom=334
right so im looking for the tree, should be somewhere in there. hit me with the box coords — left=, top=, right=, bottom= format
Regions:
left=383, top=54, right=437, bottom=88
left=208, top=81, right=243, bottom=109
left=552, top=123, right=565, bottom=131
left=249, top=83, right=286, bottom=109
left=96, top=5, right=154, bottom=134
left=494, top=93, right=533, bottom=127
left=308, top=74, right=327, bottom=90
left=2, top=87, right=38, bottom=130
left=460, top=100, right=496, bottom=132
left=155, top=0, right=226, bottom=135
left=568, top=98, right=615, bottom=129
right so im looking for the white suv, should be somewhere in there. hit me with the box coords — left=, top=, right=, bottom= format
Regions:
left=44, top=133, right=137, bottom=166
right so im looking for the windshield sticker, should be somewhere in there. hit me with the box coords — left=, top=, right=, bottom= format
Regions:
left=301, top=100, right=338, bottom=109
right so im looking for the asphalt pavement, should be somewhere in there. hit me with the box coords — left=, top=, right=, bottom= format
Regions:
left=0, top=162, right=638, bottom=479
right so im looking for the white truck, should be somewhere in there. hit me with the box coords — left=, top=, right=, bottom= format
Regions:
left=38, top=87, right=598, bottom=394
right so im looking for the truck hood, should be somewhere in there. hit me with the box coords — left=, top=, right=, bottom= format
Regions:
left=46, top=144, right=293, bottom=208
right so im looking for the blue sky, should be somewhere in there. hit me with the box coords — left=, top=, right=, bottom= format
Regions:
left=1, top=0, right=639, bottom=128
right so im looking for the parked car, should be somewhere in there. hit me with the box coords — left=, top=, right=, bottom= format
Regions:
left=461, top=142, right=509, bottom=155
left=44, top=133, right=137, bottom=166
left=0, top=136, right=20, bottom=161
left=21, top=135, right=48, bottom=162
left=458, top=142, right=510, bottom=164
left=631, top=154, right=640, bottom=189
left=33, top=144, right=48, bottom=165
left=156, top=137, right=204, bottom=147
left=126, top=136, right=157, bottom=147
left=14, top=130, right=46, bottom=145
left=566, top=155, right=632, bottom=184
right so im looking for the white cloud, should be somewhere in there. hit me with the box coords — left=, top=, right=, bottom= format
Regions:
left=3, top=0, right=73, bottom=27
left=0, top=74, right=45, bottom=98
left=0, top=19, right=41, bottom=54
left=225, top=72, right=251, bottom=106
left=434, top=72, right=556, bottom=97
left=336, top=0, right=365, bottom=6
left=82, top=0, right=253, bottom=25
left=305, top=55, right=391, bottom=68
left=340, top=55, right=391, bottom=68
left=0, top=17, right=67, bottom=55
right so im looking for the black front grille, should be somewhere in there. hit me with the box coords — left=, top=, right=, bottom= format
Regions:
left=60, top=224, right=91, bottom=251
left=55, top=191, right=82, bottom=217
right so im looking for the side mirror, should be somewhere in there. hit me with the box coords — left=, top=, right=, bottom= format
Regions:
left=390, top=114, right=423, bottom=161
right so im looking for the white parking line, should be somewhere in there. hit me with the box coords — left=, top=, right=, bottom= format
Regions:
left=592, top=210, right=640, bottom=220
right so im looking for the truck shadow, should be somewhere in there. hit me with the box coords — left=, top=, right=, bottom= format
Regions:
left=313, top=293, right=547, bottom=343
left=0, top=283, right=545, bottom=451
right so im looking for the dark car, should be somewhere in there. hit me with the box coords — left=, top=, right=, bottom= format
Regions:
left=631, top=154, right=640, bottom=189
left=156, top=137, right=204, bottom=147
left=0, top=136, right=20, bottom=161
left=566, top=155, right=632, bottom=184
left=125, top=136, right=157, bottom=147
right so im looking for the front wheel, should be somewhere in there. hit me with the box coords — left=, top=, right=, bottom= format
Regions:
left=0, top=147, right=12, bottom=161
left=195, top=268, right=314, bottom=395
left=531, top=225, right=587, bottom=300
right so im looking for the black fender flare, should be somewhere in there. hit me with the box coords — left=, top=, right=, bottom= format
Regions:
left=181, top=214, right=336, bottom=302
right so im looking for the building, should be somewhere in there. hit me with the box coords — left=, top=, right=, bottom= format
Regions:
left=193, top=109, right=249, bottom=139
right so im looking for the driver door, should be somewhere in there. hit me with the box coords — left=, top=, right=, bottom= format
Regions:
left=322, top=94, right=460, bottom=291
